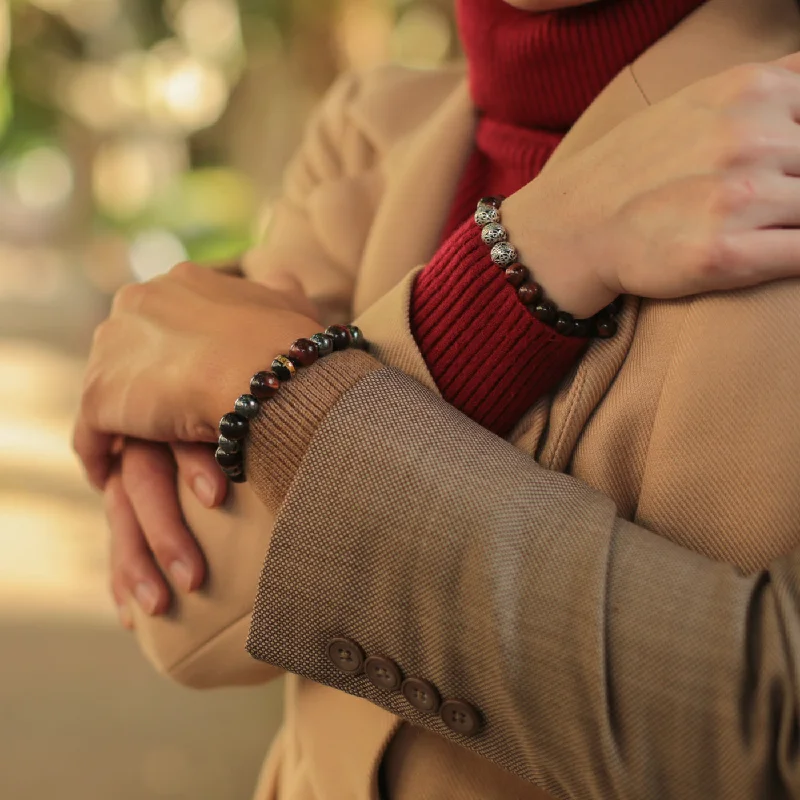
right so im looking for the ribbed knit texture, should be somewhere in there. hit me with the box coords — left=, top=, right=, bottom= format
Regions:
left=411, top=0, right=704, bottom=437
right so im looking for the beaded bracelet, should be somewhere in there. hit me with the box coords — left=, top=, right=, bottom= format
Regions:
left=214, top=324, right=368, bottom=483
left=474, top=196, right=620, bottom=338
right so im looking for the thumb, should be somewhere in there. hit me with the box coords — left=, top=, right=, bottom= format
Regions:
left=774, top=51, right=800, bottom=72
left=171, top=442, right=229, bottom=509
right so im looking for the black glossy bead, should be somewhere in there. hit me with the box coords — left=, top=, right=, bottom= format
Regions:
left=325, top=325, right=351, bottom=351
left=215, top=448, right=243, bottom=469
left=534, top=301, right=558, bottom=325
left=229, top=472, right=247, bottom=484
left=271, top=356, right=296, bottom=382
left=346, top=325, right=367, bottom=350
left=606, top=298, right=623, bottom=316
left=572, top=318, right=592, bottom=338
left=217, top=435, right=241, bottom=454
left=310, top=333, right=334, bottom=357
left=250, top=371, right=280, bottom=400
left=219, top=412, right=248, bottom=440
left=234, top=394, right=260, bottom=420
left=555, top=312, right=575, bottom=336
left=222, top=463, right=246, bottom=482
left=596, top=317, right=619, bottom=339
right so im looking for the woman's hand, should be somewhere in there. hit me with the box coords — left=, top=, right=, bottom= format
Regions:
left=503, top=53, right=800, bottom=317
left=75, top=263, right=320, bottom=489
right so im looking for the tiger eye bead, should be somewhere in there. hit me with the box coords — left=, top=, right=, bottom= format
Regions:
left=534, top=301, right=558, bottom=325
left=219, top=412, right=248, bottom=440
left=250, top=371, right=280, bottom=400
left=325, top=325, right=351, bottom=351
left=215, top=448, right=242, bottom=469
left=272, top=356, right=297, bottom=381
left=346, top=325, right=367, bottom=350
left=234, top=394, right=260, bottom=419
left=572, top=318, right=592, bottom=338
left=596, top=317, right=619, bottom=339
left=310, top=333, right=334, bottom=357
left=479, top=195, right=504, bottom=209
left=505, top=265, right=528, bottom=288
left=518, top=282, right=542, bottom=306
left=289, top=338, right=318, bottom=367
left=555, top=312, right=575, bottom=336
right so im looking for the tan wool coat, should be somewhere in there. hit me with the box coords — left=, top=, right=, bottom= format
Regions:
left=130, top=0, right=800, bottom=798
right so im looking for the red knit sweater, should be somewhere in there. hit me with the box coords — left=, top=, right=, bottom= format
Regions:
left=410, top=0, right=704, bottom=437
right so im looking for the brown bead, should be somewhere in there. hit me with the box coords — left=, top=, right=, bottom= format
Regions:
left=289, top=338, right=318, bottom=367
left=555, top=312, right=575, bottom=336
left=504, top=264, right=528, bottom=288
left=250, top=371, right=280, bottom=400
left=572, top=318, right=592, bottom=338
left=517, top=282, right=542, bottom=305
left=534, top=301, right=558, bottom=325
left=479, top=195, right=504, bottom=209
left=596, top=317, right=619, bottom=339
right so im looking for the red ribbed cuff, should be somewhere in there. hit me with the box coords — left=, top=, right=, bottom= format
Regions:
left=411, top=217, right=587, bottom=437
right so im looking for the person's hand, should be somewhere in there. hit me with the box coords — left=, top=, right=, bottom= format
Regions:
left=502, top=53, right=800, bottom=317
left=105, top=441, right=227, bottom=627
left=74, top=264, right=321, bottom=490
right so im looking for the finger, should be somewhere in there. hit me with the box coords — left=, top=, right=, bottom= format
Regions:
left=73, top=415, right=115, bottom=490
left=171, top=442, right=228, bottom=509
left=728, top=173, right=800, bottom=229
left=711, top=228, right=800, bottom=290
left=122, top=440, right=206, bottom=593
left=105, top=469, right=171, bottom=616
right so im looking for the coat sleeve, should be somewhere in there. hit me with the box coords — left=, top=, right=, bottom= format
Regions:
left=241, top=296, right=800, bottom=800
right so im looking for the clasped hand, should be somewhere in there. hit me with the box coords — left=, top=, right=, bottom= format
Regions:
left=73, top=263, right=320, bottom=624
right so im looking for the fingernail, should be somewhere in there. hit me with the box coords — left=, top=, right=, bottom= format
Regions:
left=169, top=559, right=194, bottom=593
left=193, top=474, right=215, bottom=508
left=117, top=604, right=133, bottom=630
left=134, top=582, right=160, bottom=615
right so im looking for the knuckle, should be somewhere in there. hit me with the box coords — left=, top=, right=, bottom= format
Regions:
left=169, top=260, right=201, bottom=281
left=723, top=63, right=783, bottom=104
left=706, top=173, right=757, bottom=218
left=692, top=232, right=738, bottom=281
left=111, top=281, right=149, bottom=314
left=711, top=117, right=767, bottom=169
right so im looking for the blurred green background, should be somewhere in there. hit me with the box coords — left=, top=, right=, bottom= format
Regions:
left=0, top=2, right=457, bottom=798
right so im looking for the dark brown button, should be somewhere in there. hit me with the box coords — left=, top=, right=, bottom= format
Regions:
left=327, top=638, right=365, bottom=674
left=365, top=656, right=402, bottom=691
left=401, top=677, right=441, bottom=713
left=440, top=699, right=482, bottom=736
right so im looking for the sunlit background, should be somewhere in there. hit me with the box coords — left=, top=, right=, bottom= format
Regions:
left=0, top=2, right=458, bottom=798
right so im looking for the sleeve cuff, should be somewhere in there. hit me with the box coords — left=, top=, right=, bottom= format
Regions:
left=245, top=348, right=383, bottom=511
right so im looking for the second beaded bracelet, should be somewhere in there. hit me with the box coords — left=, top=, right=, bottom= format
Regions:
left=474, top=196, right=620, bottom=339
left=214, top=324, right=367, bottom=483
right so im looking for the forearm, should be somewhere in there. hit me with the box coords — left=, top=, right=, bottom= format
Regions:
left=243, top=362, right=800, bottom=799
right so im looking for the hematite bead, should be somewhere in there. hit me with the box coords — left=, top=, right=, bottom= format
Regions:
left=234, top=394, right=260, bottom=419
left=310, top=333, right=334, bottom=357
left=572, top=318, right=592, bottom=338
left=289, top=338, right=318, bottom=367
left=555, top=312, right=575, bottom=336
left=534, top=301, right=558, bottom=325
left=518, top=282, right=542, bottom=305
left=272, top=355, right=297, bottom=381
left=217, top=435, right=241, bottom=454
left=474, top=205, right=500, bottom=227
left=479, top=195, right=504, bottom=209
left=325, top=325, right=351, bottom=351
left=346, top=325, right=367, bottom=350
left=606, top=298, right=623, bottom=316
left=219, top=412, right=248, bottom=440
left=222, top=463, right=245, bottom=481
left=481, top=222, right=508, bottom=247
left=491, top=241, right=518, bottom=267
left=505, top=265, right=528, bottom=288
left=596, top=317, right=619, bottom=339
left=229, top=472, right=247, bottom=484
left=215, top=448, right=243, bottom=469
left=250, top=371, right=280, bottom=400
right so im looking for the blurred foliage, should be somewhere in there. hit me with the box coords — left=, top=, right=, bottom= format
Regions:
left=0, top=0, right=457, bottom=287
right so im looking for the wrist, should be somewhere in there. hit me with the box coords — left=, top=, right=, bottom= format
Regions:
left=501, top=190, right=618, bottom=319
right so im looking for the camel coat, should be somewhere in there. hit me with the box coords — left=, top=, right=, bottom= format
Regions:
left=131, top=0, right=800, bottom=797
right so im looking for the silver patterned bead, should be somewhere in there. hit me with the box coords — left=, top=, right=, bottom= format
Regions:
left=481, top=222, right=508, bottom=247
left=474, top=205, right=500, bottom=226
left=490, top=241, right=518, bottom=267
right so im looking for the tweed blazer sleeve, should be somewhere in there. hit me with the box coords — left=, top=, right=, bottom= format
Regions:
left=242, top=341, right=800, bottom=800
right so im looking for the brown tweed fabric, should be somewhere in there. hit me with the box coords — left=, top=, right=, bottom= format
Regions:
left=247, top=368, right=800, bottom=800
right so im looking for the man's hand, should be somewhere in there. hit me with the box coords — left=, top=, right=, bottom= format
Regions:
left=105, top=440, right=227, bottom=627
